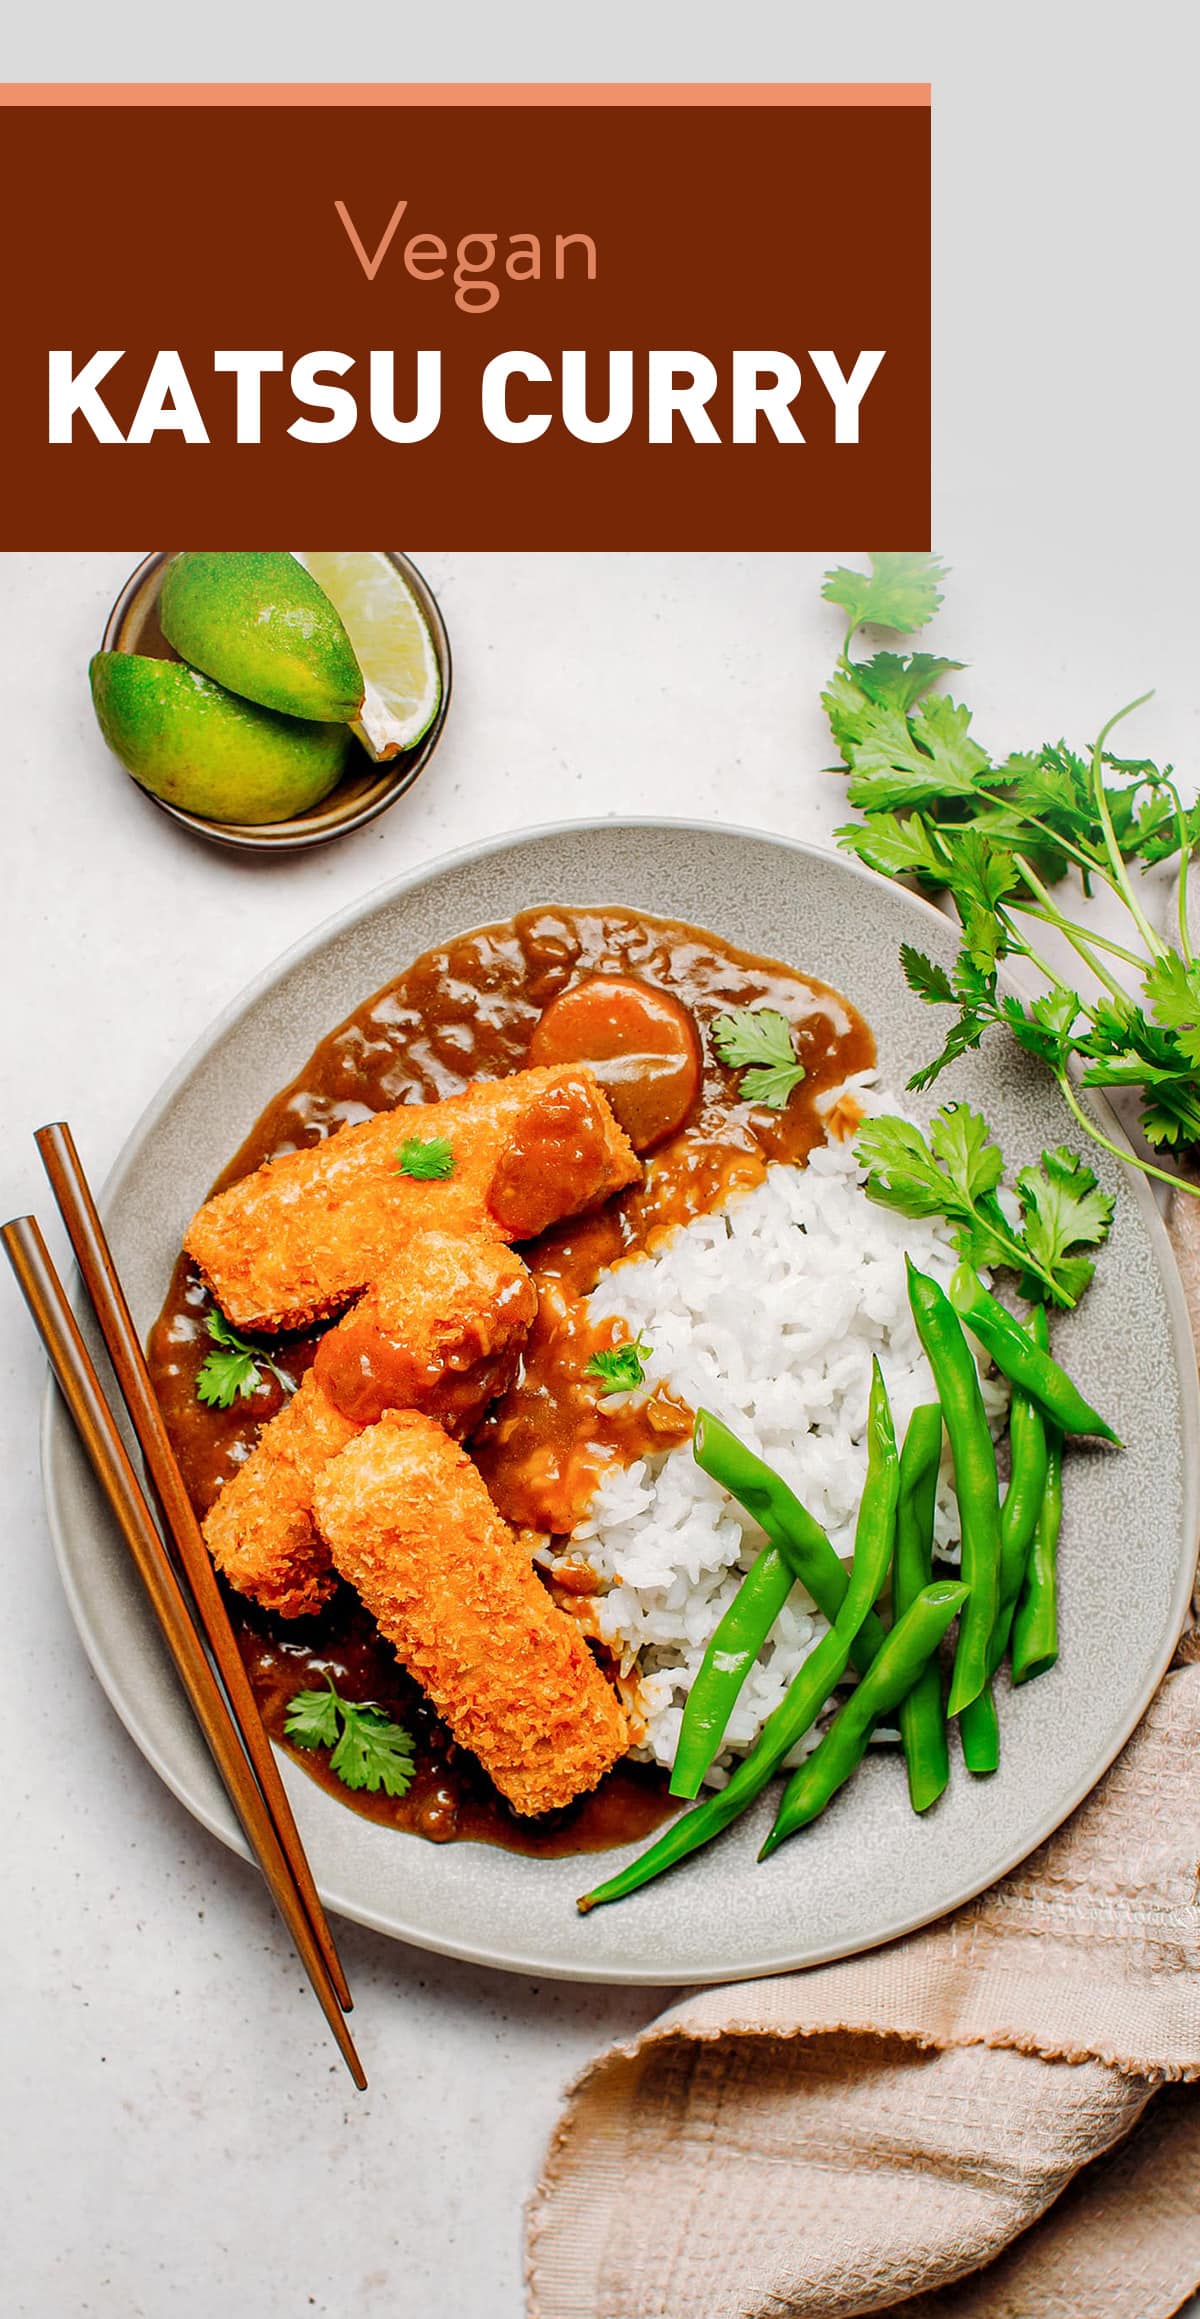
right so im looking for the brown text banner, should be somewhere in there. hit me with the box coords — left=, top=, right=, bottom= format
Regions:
left=0, top=93, right=930, bottom=547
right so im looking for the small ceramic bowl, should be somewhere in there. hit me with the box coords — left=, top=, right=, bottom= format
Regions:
left=100, top=550, right=453, bottom=855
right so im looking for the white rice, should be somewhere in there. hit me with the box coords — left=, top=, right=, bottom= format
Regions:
left=538, top=1080, right=1009, bottom=1784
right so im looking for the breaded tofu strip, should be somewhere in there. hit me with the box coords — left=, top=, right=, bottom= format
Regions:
left=185, top=1065, right=640, bottom=1333
left=203, top=1370, right=358, bottom=1618
left=313, top=1232, right=537, bottom=1432
left=312, top=1412, right=629, bottom=1815
left=204, top=1236, right=537, bottom=1616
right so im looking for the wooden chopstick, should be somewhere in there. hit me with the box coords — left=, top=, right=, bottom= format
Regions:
left=34, top=1120, right=353, bottom=2015
left=4, top=1213, right=367, bottom=2091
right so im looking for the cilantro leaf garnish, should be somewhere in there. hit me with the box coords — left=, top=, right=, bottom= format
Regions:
left=284, top=1678, right=416, bottom=1799
left=283, top=1683, right=341, bottom=1752
left=195, top=1332, right=258, bottom=1411
left=855, top=1104, right=1113, bottom=1309
left=1143, top=952, right=1200, bottom=1069
left=852, top=650, right=965, bottom=713
left=586, top=1336, right=653, bottom=1395
left=845, top=693, right=991, bottom=813
left=821, top=552, right=948, bottom=638
left=898, top=945, right=956, bottom=1005
left=396, top=1135, right=455, bottom=1181
left=822, top=653, right=963, bottom=759
left=856, top=1109, right=996, bottom=1234
left=838, top=815, right=951, bottom=887
left=329, top=1705, right=416, bottom=1796
left=710, top=1008, right=806, bottom=1110
left=928, top=1102, right=1006, bottom=1203
left=905, top=1013, right=991, bottom=1094
left=1014, top=1147, right=1116, bottom=1306
left=904, top=956, right=1000, bottom=1092
left=195, top=1310, right=293, bottom=1410
left=821, top=554, right=1200, bottom=1205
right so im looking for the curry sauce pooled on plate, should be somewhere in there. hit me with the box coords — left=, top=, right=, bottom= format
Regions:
left=149, top=907, right=873, bottom=1855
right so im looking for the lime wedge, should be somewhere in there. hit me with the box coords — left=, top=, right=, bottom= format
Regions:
left=296, top=552, right=442, bottom=760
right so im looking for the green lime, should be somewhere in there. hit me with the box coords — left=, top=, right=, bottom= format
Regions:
left=90, top=652, right=352, bottom=825
left=158, top=551, right=365, bottom=723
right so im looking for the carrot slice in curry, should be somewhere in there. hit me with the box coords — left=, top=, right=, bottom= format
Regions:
left=528, top=974, right=701, bottom=1151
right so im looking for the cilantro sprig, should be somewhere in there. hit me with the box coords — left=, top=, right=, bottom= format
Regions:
left=711, top=1008, right=806, bottom=1110
left=195, top=1310, right=293, bottom=1410
left=586, top=1335, right=653, bottom=1395
left=396, top=1135, right=455, bottom=1181
left=823, top=553, right=1200, bottom=1198
left=822, top=551, right=949, bottom=643
left=284, top=1678, right=416, bottom=1799
left=856, top=1101, right=1114, bottom=1309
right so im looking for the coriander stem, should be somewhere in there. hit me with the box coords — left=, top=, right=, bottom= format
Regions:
left=997, top=914, right=1089, bottom=1012
left=1019, top=909, right=1145, bottom=973
left=994, top=919, right=1115, bottom=1061
left=1055, top=1070, right=1199, bottom=1199
left=1010, top=845, right=1090, bottom=923
left=1171, top=784, right=1194, bottom=965
left=1005, top=930, right=1063, bottom=989
left=977, top=1203, right=1060, bottom=1298
left=1009, top=856, right=1133, bottom=1006
left=1013, top=919, right=1126, bottom=1009
left=1089, top=697, right=1167, bottom=961
left=984, top=806, right=1111, bottom=886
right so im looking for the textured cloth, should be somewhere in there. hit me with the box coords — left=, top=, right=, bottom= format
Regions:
left=526, top=1191, right=1200, bottom=2319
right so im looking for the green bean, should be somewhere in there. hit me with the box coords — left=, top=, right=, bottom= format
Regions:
left=950, top=1265, right=1119, bottom=1444
left=906, top=1260, right=1001, bottom=1719
left=894, top=1403, right=950, bottom=1812
left=1012, top=1423, right=1063, bottom=1684
left=669, top=1548, right=794, bottom=1799
left=761, top=1581, right=970, bottom=1855
left=958, top=1682, right=1000, bottom=1774
left=672, top=1409, right=892, bottom=1796
left=579, top=1362, right=900, bottom=1914
left=693, top=1411, right=887, bottom=1671
left=959, top=1316, right=1050, bottom=1774
left=993, top=1305, right=1051, bottom=1661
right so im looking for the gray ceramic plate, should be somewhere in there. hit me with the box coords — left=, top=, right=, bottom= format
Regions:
left=41, top=822, right=1200, bottom=1984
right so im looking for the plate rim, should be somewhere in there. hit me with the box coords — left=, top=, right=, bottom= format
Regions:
left=39, top=816, right=1200, bottom=1983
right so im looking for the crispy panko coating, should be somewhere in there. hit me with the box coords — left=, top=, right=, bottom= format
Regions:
left=204, top=1235, right=538, bottom=1616
left=311, top=1412, right=629, bottom=1815
left=185, top=1066, right=640, bottom=1333
left=313, top=1232, right=537, bottom=1432
left=202, top=1369, right=358, bottom=1618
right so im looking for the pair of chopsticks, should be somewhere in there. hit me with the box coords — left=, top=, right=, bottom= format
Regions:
left=5, top=1123, right=366, bottom=2088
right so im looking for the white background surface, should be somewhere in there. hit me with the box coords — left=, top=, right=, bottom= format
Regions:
left=4, top=8, right=1200, bottom=2317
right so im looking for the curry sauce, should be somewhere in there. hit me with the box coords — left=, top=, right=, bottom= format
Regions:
left=149, top=905, right=873, bottom=1853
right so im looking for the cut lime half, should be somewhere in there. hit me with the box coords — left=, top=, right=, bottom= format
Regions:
left=296, top=551, right=442, bottom=760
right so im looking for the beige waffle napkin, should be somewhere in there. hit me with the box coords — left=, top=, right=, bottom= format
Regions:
left=526, top=1194, right=1200, bottom=2319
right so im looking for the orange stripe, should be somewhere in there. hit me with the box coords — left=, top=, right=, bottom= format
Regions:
left=0, top=81, right=930, bottom=108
